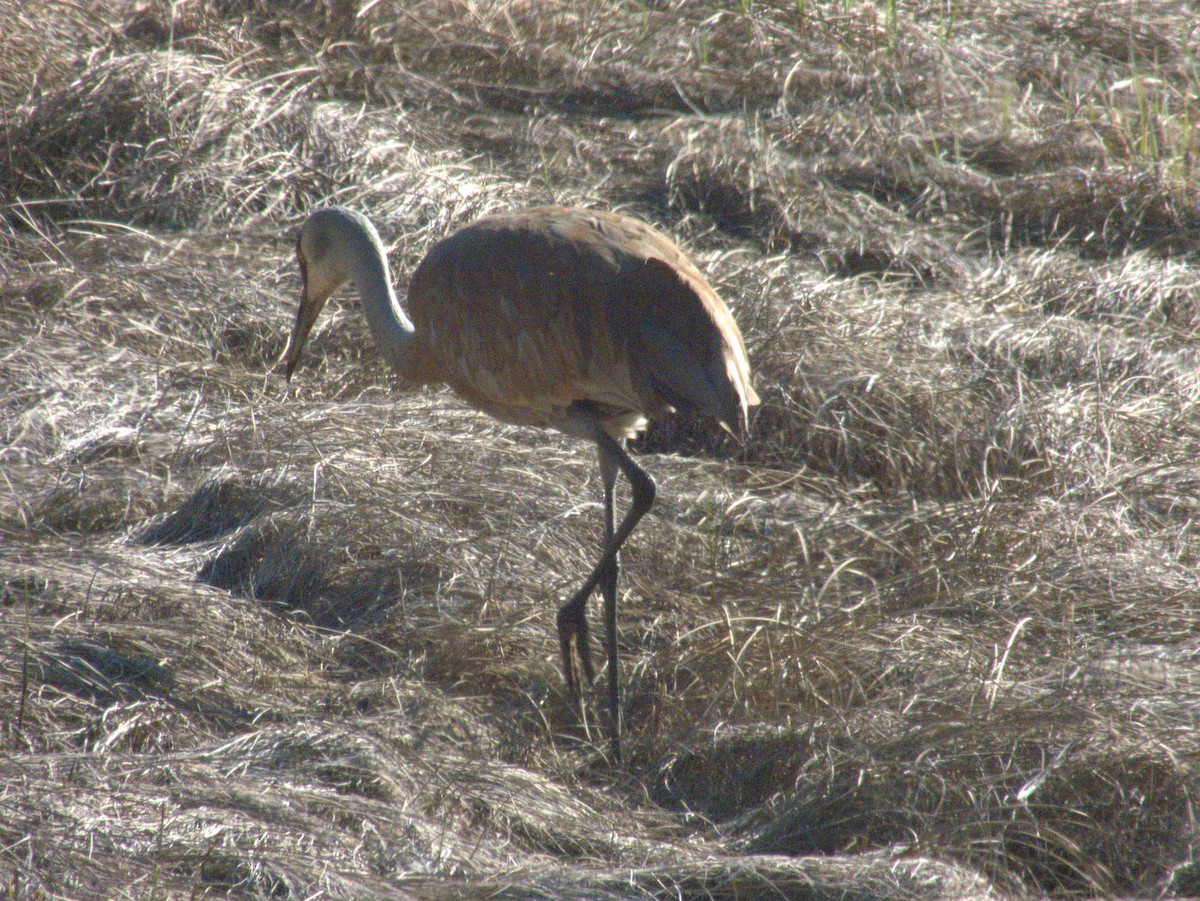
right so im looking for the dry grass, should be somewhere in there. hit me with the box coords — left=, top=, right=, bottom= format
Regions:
left=3, top=0, right=1200, bottom=898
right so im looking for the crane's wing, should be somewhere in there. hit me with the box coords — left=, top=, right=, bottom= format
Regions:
left=405, top=207, right=757, bottom=437
left=620, top=254, right=759, bottom=433
left=405, top=213, right=644, bottom=433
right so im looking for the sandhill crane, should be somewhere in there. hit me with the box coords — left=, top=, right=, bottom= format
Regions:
left=281, top=205, right=758, bottom=761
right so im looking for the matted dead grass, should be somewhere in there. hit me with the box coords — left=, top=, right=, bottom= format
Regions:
left=4, top=1, right=1200, bottom=898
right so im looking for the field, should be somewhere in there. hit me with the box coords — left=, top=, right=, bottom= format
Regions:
left=3, top=1, right=1200, bottom=897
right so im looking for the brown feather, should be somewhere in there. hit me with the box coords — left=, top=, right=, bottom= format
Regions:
left=406, top=206, right=757, bottom=440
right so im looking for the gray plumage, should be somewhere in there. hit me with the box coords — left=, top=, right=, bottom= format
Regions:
left=282, top=205, right=758, bottom=761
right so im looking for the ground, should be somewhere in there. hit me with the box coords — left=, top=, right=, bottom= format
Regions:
left=2, top=1, right=1200, bottom=898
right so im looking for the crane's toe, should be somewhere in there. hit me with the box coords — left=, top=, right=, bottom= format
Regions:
left=556, top=599, right=595, bottom=702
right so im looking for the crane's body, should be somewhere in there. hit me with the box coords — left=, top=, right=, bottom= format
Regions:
left=283, top=205, right=758, bottom=761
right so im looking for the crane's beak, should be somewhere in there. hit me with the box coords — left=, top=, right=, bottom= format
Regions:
left=279, top=248, right=325, bottom=381
left=280, top=296, right=316, bottom=381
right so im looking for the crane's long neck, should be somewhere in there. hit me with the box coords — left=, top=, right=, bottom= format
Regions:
left=287, top=207, right=435, bottom=385
left=348, top=238, right=424, bottom=382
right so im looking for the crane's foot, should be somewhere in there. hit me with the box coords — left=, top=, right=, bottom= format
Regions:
left=556, top=596, right=595, bottom=708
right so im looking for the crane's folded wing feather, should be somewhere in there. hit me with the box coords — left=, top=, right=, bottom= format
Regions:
left=404, top=207, right=757, bottom=438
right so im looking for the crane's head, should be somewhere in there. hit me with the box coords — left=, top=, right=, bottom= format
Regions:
left=280, top=208, right=364, bottom=380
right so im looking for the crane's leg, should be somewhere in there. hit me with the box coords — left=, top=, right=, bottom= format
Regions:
left=597, top=444, right=620, bottom=755
left=556, top=424, right=655, bottom=762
